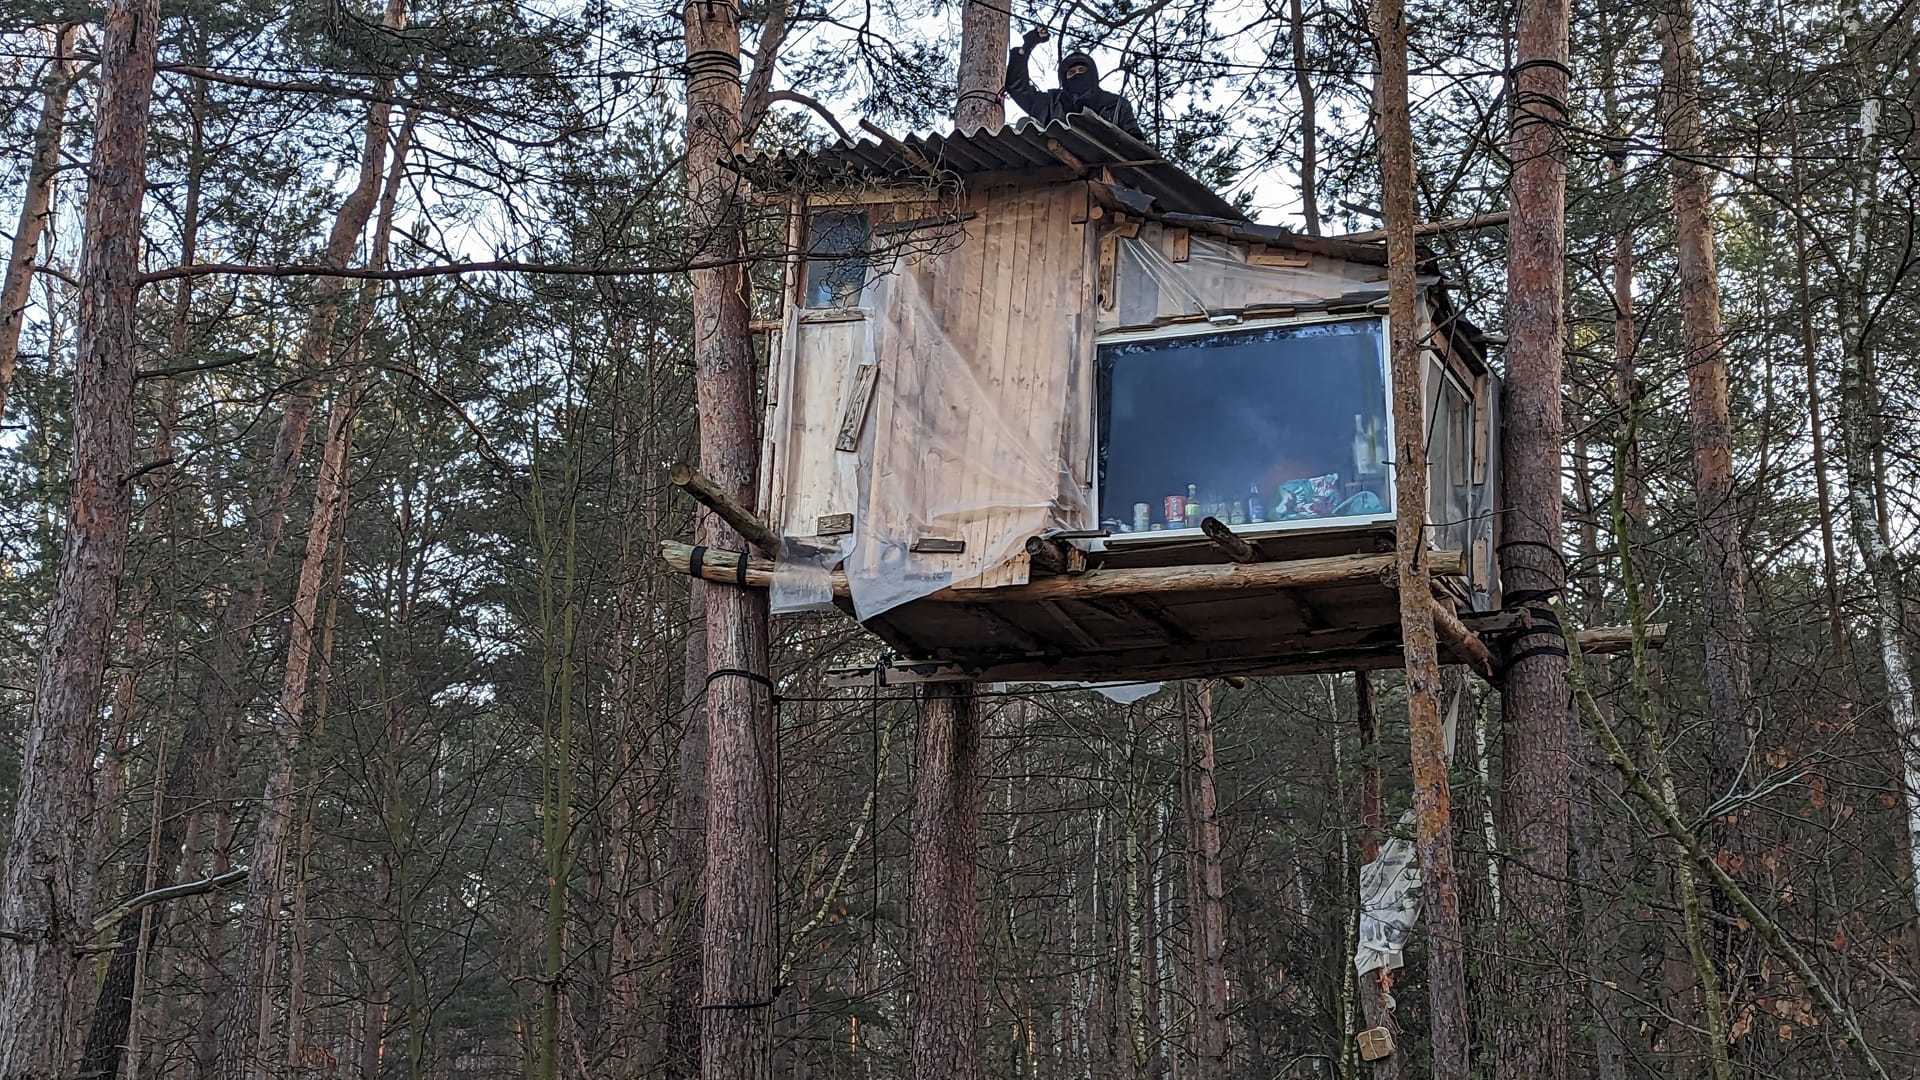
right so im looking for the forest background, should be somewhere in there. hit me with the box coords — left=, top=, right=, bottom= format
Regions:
left=1, top=0, right=1917, bottom=1076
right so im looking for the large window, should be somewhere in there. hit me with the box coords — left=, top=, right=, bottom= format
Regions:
left=1096, top=318, right=1394, bottom=537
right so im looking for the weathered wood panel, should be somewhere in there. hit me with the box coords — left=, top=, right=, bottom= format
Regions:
left=773, top=311, right=867, bottom=538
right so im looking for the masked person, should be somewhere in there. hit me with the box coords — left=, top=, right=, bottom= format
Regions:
left=1004, top=27, right=1146, bottom=141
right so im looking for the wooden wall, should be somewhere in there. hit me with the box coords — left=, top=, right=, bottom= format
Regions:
left=763, top=182, right=1096, bottom=607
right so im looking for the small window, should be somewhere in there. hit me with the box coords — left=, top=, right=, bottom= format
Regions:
left=803, top=210, right=870, bottom=308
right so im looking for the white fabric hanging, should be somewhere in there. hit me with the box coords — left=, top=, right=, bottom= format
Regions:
left=1354, top=680, right=1463, bottom=975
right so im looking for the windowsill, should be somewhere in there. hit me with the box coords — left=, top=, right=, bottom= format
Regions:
left=1098, top=513, right=1395, bottom=549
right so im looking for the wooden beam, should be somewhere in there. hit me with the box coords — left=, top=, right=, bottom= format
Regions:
left=661, top=540, right=1465, bottom=604
left=1025, top=535, right=1088, bottom=577
left=1337, top=210, right=1512, bottom=243
left=1430, top=597, right=1497, bottom=681
left=669, top=464, right=782, bottom=556
left=1575, top=623, right=1668, bottom=654
left=1200, top=516, right=1260, bottom=563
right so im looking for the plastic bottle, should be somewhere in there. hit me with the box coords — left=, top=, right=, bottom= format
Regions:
left=1247, top=483, right=1266, bottom=523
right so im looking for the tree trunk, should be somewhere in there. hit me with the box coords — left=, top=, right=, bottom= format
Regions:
left=684, top=1, right=778, bottom=1077
left=954, top=0, right=1009, bottom=131
left=1180, top=682, right=1228, bottom=1080
left=1496, top=0, right=1572, bottom=1069
left=663, top=588, right=708, bottom=1080
left=215, top=385, right=361, bottom=1080
left=1289, top=0, right=1320, bottom=235
left=0, top=2, right=160, bottom=1074
left=1374, top=13, right=1470, bottom=1069
left=0, top=22, right=78, bottom=425
left=911, top=683, right=983, bottom=1079
left=1833, top=82, right=1920, bottom=915
left=77, top=20, right=405, bottom=1074
left=1659, top=0, right=1753, bottom=814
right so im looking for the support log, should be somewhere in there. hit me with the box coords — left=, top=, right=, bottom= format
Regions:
left=671, top=461, right=782, bottom=556
left=661, top=540, right=1463, bottom=602
left=1199, top=516, right=1259, bottom=563
left=1431, top=598, right=1498, bottom=680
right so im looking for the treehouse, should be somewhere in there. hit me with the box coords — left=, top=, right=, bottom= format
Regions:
left=672, top=114, right=1510, bottom=684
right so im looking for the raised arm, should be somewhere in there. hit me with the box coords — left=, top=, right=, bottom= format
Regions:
left=1004, top=26, right=1052, bottom=120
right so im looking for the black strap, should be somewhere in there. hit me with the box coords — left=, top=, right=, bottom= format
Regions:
left=1507, top=642, right=1569, bottom=664
left=1509, top=57, right=1573, bottom=79
left=1500, top=585, right=1568, bottom=664
left=707, top=667, right=779, bottom=704
left=689, top=544, right=751, bottom=586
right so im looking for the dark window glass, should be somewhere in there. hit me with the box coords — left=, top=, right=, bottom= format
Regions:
left=1096, top=319, right=1393, bottom=534
left=1425, top=359, right=1474, bottom=551
left=803, top=210, right=870, bottom=308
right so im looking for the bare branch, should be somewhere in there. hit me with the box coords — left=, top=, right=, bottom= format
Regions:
left=90, top=867, right=248, bottom=936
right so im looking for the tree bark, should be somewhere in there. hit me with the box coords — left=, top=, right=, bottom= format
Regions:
left=663, top=588, right=709, bottom=1079
left=1659, top=0, right=1753, bottom=813
left=0, top=2, right=160, bottom=1074
left=75, top=16, right=406, bottom=1072
left=954, top=0, right=1009, bottom=132
left=0, top=22, right=78, bottom=425
left=1289, top=0, right=1321, bottom=235
left=911, top=683, right=983, bottom=1080
left=1833, top=78, right=1920, bottom=915
left=1179, top=682, right=1228, bottom=1080
left=1374, top=10, right=1470, bottom=1070
left=684, top=1, right=778, bottom=1076
left=1496, top=0, right=1572, bottom=1069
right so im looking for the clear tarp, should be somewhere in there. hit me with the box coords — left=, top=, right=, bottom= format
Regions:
left=768, top=189, right=1093, bottom=618
left=1104, top=230, right=1387, bottom=330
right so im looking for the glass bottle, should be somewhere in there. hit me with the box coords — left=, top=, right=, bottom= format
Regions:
left=1247, top=482, right=1266, bottom=523
left=1185, top=484, right=1200, bottom=527
left=1353, top=413, right=1380, bottom=478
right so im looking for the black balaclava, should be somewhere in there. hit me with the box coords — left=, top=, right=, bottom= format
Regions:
left=1058, top=51, right=1100, bottom=103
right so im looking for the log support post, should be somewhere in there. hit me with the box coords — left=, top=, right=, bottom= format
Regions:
left=911, top=682, right=982, bottom=1079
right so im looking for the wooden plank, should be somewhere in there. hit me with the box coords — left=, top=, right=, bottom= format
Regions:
left=780, top=316, right=866, bottom=535
left=835, top=361, right=880, bottom=451
left=1033, top=599, right=1103, bottom=650
left=1170, top=227, right=1191, bottom=263
left=661, top=540, right=1463, bottom=601
left=671, top=464, right=782, bottom=555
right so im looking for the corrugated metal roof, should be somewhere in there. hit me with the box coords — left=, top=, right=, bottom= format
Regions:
left=729, top=112, right=1245, bottom=222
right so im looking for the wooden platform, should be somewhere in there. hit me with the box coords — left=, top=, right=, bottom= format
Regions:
left=855, top=532, right=1486, bottom=683
left=662, top=526, right=1521, bottom=683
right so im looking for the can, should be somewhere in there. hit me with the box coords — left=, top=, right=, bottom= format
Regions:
left=1163, top=495, right=1186, bottom=527
left=1132, top=503, right=1151, bottom=533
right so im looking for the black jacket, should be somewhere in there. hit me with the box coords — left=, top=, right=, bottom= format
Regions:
left=1004, top=48, right=1146, bottom=142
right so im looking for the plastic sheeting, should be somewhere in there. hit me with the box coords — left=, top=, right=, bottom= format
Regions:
left=1103, top=229, right=1389, bottom=331
left=1355, top=680, right=1465, bottom=976
left=768, top=188, right=1093, bottom=619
